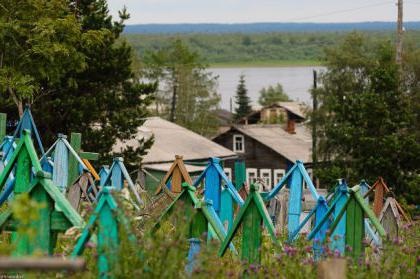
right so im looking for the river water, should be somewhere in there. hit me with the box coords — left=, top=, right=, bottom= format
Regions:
left=209, top=66, right=324, bottom=110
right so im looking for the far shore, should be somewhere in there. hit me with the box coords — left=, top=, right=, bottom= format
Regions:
left=209, top=60, right=323, bottom=68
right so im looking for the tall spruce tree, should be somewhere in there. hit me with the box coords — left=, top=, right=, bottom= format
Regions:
left=234, top=74, right=252, bottom=120
left=0, top=0, right=156, bottom=168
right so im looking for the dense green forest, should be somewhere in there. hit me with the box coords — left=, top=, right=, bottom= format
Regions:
left=124, top=31, right=420, bottom=66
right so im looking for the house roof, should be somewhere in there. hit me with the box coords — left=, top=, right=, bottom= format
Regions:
left=276, top=101, right=307, bottom=119
left=240, top=101, right=308, bottom=123
left=143, top=162, right=205, bottom=173
left=230, top=123, right=312, bottom=163
left=113, top=117, right=236, bottom=164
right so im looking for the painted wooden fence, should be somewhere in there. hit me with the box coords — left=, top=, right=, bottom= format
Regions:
left=0, top=130, right=83, bottom=255
left=72, top=187, right=136, bottom=278
left=193, top=157, right=244, bottom=231
left=154, top=155, right=193, bottom=195
left=309, top=185, right=386, bottom=258
left=100, top=157, right=144, bottom=208
left=219, top=183, right=278, bottom=264
left=154, top=182, right=234, bottom=270
left=264, top=160, right=320, bottom=240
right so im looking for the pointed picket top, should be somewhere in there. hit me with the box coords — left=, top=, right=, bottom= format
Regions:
left=359, top=180, right=370, bottom=203
left=154, top=182, right=232, bottom=245
left=40, top=134, right=89, bottom=192
left=379, top=197, right=411, bottom=238
left=72, top=187, right=135, bottom=278
left=0, top=171, right=84, bottom=227
left=154, top=155, right=193, bottom=195
left=219, top=183, right=279, bottom=264
left=12, top=105, right=45, bottom=156
left=0, top=130, right=42, bottom=196
left=193, top=157, right=244, bottom=210
left=101, top=157, right=144, bottom=207
left=0, top=171, right=83, bottom=255
left=310, top=185, right=386, bottom=258
left=363, top=177, right=390, bottom=217
left=264, top=160, right=319, bottom=239
left=99, top=165, right=110, bottom=186
left=265, top=160, right=319, bottom=201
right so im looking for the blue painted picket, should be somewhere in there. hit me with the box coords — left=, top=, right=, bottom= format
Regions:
left=264, top=160, right=319, bottom=239
left=193, top=157, right=244, bottom=231
left=99, top=165, right=110, bottom=186
left=41, top=134, right=88, bottom=192
left=100, top=157, right=144, bottom=207
left=12, top=106, right=45, bottom=156
left=330, top=180, right=348, bottom=254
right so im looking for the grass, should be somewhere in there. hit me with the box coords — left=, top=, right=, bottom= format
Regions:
left=209, top=59, right=323, bottom=68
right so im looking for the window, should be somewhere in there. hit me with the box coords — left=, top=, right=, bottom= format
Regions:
left=273, top=169, right=285, bottom=185
left=224, top=168, right=232, bottom=181
left=233, top=134, right=245, bottom=153
left=246, top=168, right=257, bottom=186
left=260, top=169, right=272, bottom=191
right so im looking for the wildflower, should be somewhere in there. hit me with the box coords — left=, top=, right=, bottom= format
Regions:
left=305, top=245, right=312, bottom=253
left=373, top=246, right=379, bottom=254
left=85, top=241, right=96, bottom=248
left=393, top=237, right=402, bottom=245
left=334, top=249, right=341, bottom=258
left=362, top=238, right=369, bottom=245
left=249, top=264, right=258, bottom=273
left=346, top=245, right=353, bottom=252
left=365, top=259, right=370, bottom=269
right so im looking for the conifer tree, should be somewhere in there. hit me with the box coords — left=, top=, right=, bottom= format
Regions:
left=234, top=74, right=252, bottom=120
left=0, top=0, right=156, bottom=168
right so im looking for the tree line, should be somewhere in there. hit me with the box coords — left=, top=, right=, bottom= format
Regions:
left=0, top=1, right=418, bottom=204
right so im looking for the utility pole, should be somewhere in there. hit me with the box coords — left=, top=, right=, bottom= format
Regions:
left=396, top=0, right=403, bottom=65
left=312, top=70, right=318, bottom=165
left=312, top=70, right=318, bottom=175
left=170, top=77, right=178, bottom=122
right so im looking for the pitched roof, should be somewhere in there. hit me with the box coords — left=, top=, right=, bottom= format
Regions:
left=231, top=123, right=312, bottom=163
left=143, top=162, right=205, bottom=173
left=276, top=101, right=307, bottom=119
left=113, top=117, right=236, bottom=164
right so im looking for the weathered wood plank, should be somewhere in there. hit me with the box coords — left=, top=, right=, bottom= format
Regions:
left=79, top=151, right=99, bottom=161
left=0, top=257, right=85, bottom=272
left=68, top=133, right=82, bottom=186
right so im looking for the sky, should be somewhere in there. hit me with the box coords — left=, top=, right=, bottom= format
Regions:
left=107, top=0, right=420, bottom=24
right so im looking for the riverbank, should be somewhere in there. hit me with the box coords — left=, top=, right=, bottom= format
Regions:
left=209, top=60, right=322, bottom=68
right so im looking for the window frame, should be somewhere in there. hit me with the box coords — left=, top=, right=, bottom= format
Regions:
left=246, top=168, right=258, bottom=186
left=273, top=169, right=286, bottom=186
left=232, top=134, right=245, bottom=153
left=259, top=169, right=272, bottom=191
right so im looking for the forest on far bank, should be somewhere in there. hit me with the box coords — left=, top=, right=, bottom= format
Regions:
left=124, top=30, right=420, bottom=66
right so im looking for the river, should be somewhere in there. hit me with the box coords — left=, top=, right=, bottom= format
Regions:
left=209, top=66, right=324, bottom=110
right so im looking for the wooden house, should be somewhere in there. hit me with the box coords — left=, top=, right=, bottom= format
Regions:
left=113, top=117, right=236, bottom=192
left=213, top=122, right=314, bottom=192
left=237, top=101, right=307, bottom=125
